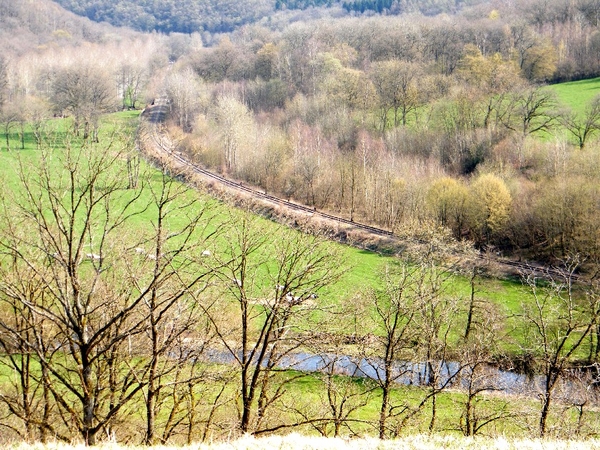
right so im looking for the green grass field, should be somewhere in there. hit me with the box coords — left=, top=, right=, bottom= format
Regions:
left=550, top=77, right=600, bottom=115
left=2, top=106, right=600, bottom=446
left=0, top=111, right=571, bottom=354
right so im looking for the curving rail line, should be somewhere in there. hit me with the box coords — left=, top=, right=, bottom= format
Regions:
left=143, top=97, right=394, bottom=239
left=140, top=99, right=586, bottom=283
left=173, top=153, right=395, bottom=238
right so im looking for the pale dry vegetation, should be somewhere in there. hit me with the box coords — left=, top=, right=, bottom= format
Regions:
left=8, top=434, right=600, bottom=450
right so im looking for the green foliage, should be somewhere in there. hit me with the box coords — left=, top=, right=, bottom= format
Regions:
left=468, top=173, right=512, bottom=244
left=342, top=0, right=395, bottom=14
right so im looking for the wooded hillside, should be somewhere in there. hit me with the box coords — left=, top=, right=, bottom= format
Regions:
left=156, top=1, right=600, bottom=267
left=53, top=0, right=275, bottom=34
left=51, top=0, right=600, bottom=40
left=0, top=0, right=134, bottom=55
left=2, top=0, right=600, bottom=266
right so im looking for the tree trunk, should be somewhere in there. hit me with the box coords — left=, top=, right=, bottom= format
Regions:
left=83, top=365, right=96, bottom=445
left=464, top=268, right=478, bottom=339
left=540, top=371, right=558, bottom=437
left=379, top=380, right=390, bottom=439
left=463, top=392, right=474, bottom=436
left=240, top=393, right=252, bottom=433
left=20, top=352, right=33, bottom=441
left=145, top=341, right=158, bottom=446
left=41, top=365, right=51, bottom=443
left=539, top=391, right=551, bottom=437
left=428, top=392, right=437, bottom=433
left=146, top=384, right=156, bottom=445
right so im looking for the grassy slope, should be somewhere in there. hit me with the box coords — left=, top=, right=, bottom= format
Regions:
left=4, top=106, right=600, bottom=445
left=0, top=112, right=391, bottom=308
left=551, top=77, right=600, bottom=114
left=0, top=111, right=548, bottom=347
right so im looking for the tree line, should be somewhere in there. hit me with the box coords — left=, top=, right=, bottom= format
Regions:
left=52, top=0, right=600, bottom=62
left=155, top=7, right=600, bottom=268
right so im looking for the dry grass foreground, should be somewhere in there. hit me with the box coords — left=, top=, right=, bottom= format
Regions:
left=8, top=434, right=600, bottom=450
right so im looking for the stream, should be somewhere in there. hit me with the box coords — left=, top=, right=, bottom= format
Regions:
left=202, top=349, right=571, bottom=399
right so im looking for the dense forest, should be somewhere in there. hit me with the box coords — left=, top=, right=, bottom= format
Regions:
left=54, top=0, right=275, bottom=33
left=51, top=0, right=582, bottom=34
left=3, top=0, right=600, bottom=446
left=158, top=0, right=600, bottom=268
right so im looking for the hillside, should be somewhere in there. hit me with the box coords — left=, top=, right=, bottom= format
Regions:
left=53, top=0, right=276, bottom=34
left=3, top=0, right=600, bottom=446
left=52, top=0, right=492, bottom=34
left=0, top=0, right=136, bottom=57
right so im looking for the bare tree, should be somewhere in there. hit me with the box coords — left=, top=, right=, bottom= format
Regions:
left=518, top=256, right=600, bottom=437
left=315, top=353, right=372, bottom=437
left=362, top=262, right=421, bottom=439
left=412, top=256, right=461, bottom=434
left=0, top=138, right=144, bottom=444
left=116, top=63, right=146, bottom=110
left=203, top=211, right=344, bottom=435
left=135, top=165, right=218, bottom=445
left=360, top=252, right=464, bottom=438
left=214, top=93, right=253, bottom=173
left=370, top=60, right=423, bottom=130
left=559, top=95, right=600, bottom=149
left=1, top=103, right=23, bottom=151
left=502, top=86, right=558, bottom=137
left=555, top=365, right=600, bottom=438
left=23, top=96, right=51, bottom=150
left=0, top=131, right=214, bottom=445
left=165, top=68, right=204, bottom=132
left=0, top=274, right=57, bottom=443
left=456, top=302, right=513, bottom=436
left=50, top=65, right=117, bottom=142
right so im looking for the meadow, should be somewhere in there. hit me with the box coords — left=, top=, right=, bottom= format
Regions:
left=550, top=76, right=600, bottom=115
left=3, top=111, right=590, bottom=336
left=0, top=111, right=534, bottom=310
left=1, top=99, right=598, bottom=445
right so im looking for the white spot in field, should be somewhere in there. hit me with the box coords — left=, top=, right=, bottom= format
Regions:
left=86, top=253, right=102, bottom=262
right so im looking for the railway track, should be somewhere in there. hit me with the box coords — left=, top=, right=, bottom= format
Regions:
left=140, top=100, right=587, bottom=284
left=142, top=97, right=394, bottom=239
left=172, top=154, right=395, bottom=238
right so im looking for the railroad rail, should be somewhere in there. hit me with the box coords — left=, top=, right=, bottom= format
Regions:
left=142, top=97, right=394, bottom=240
left=140, top=99, right=587, bottom=284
